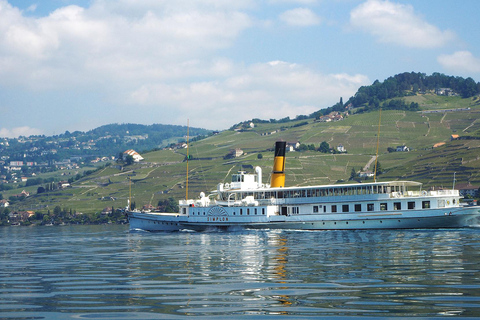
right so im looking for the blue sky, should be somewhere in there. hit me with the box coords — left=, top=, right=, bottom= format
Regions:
left=1, top=0, right=479, bottom=137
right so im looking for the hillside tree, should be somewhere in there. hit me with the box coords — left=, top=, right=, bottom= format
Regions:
left=318, top=141, right=330, bottom=153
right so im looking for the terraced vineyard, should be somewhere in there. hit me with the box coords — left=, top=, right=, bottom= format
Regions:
left=6, top=94, right=480, bottom=215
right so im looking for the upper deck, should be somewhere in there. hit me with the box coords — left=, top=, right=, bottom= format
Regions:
left=179, top=168, right=460, bottom=208
left=214, top=171, right=459, bottom=205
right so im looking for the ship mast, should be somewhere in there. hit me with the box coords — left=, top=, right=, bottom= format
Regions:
left=128, top=176, right=131, bottom=211
left=186, top=119, right=189, bottom=200
left=374, top=108, right=382, bottom=183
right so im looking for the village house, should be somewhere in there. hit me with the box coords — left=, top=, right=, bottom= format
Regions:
left=142, top=204, right=156, bottom=211
left=9, top=211, right=35, bottom=224
left=437, top=88, right=456, bottom=96
left=12, top=190, right=30, bottom=198
left=287, top=142, right=300, bottom=152
left=317, top=111, right=345, bottom=123
left=234, top=148, right=243, bottom=157
left=318, top=115, right=332, bottom=122
left=101, top=207, right=113, bottom=215
left=262, top=130, right=278, bottom=135
left=168, top=142, right=188, bottom=150
left=455, top=183, right=479, bottom=198
left=0, top=199, right=9, bottom=208
left=123, top=149, right=144, bottom=162
left=359, top=171, right=374, bottom=178
left=396, top=145, right=409, bottom=152
left=233, top=148, right=244, bottom=157
left=58, top=181, right=71, bottom=189
left=332, top=114, right=344, bottom=121
left=337, top=144, right=346, bottom=153
left=224, top=148, right=244, bottom=159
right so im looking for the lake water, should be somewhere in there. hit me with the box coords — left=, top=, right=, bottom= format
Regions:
left=1, top=225, right=480, bottom=319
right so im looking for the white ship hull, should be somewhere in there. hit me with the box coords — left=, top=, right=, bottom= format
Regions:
left=128, top=205, right=480, bottom=232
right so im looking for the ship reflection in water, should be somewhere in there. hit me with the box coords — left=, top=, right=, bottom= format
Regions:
left=1, top=225, right=480, bottom=318
left=125, top=226, right=480, bottom=317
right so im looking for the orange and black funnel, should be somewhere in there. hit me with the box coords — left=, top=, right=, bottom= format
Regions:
left=271, top=141, right=286, bottom=188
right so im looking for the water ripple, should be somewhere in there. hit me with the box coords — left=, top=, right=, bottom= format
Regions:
left=1, top=225, right=480, bottom=318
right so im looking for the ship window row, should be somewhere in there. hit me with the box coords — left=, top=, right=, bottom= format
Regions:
left=232, top=174, right=246, bottom=182
left=190, top=208, right=266, bottom=216
left=274, top=185, right=403, bottom=198
left=326, top=200, right=430, bottom=213
left=237, top=208, right=266, bottom=215
left=229, top=185, right=409, bottom=201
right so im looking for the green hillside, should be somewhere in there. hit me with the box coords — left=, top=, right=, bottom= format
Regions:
left=5, top=93, right=480, bottom=217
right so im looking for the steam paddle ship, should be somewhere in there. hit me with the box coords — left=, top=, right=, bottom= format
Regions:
left=128, top=142, right=480, bottom=231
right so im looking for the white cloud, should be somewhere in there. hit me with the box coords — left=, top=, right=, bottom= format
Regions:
left=0, top=0, right=369, bottom=132
left=438, top=51, right=480, bottom=74
left=26, top=4, right=37, bottom=12
left=0, top=126, right=43, bottom=138
left=280, top=8, right=320, bottom=26
left=0, top=0, right=252, bottom=89
left=127, top=61, right=369, bottom=129
left=350, top=0, right=455, bottom=48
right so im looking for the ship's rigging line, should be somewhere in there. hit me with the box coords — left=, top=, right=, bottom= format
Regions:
left=186, top=120, right=189, bottom=200
left=185, top=120, right=209, bottom=200
left=191, top=143, right=209, bottom=194
left=374, top=108, right=381, bottom=183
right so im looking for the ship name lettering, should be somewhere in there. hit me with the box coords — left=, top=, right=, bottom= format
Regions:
left=207, top=217, right=229, bottom=222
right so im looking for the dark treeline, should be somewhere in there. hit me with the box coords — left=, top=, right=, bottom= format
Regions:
left=305, top=72, right=479, bottom=120
left=0, top=205, right=127, bottom=226
left=2, top=123, right=211, bottom=164
left=349, top=72, right=480, bottom=108
left=305, top=72, right=479, bottom=123
left=76, top=123, right=212, bottom=156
